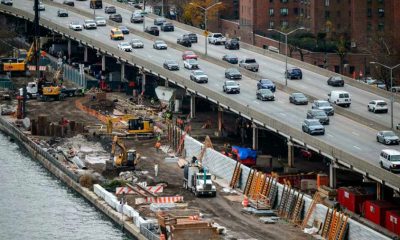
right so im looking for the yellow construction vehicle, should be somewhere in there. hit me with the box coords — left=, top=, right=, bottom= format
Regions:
left=1, top=42, right=35, bottom=72
left=107, top=115, right=154, bottom=137
left=111, top=135, right=140, bottom=168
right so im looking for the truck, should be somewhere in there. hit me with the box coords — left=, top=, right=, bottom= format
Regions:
left=183, top=164, right=216, bottom=197
left=90, top=0, right=102, bottom=9
left=239, top=57, right=259, bottom=72
left=207, top=33, right=226, bottom=45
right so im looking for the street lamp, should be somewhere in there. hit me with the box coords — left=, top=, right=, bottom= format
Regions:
left=370, top=61, right=400, bottom=130
left=189, top=2, right=222, bottom=56
left=268, top=27, right=305, bottom=87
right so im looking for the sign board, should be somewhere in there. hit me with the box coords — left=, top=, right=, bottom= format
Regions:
left=203, top=30, right=209, bottom=37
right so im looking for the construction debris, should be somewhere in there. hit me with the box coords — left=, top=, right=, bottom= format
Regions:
left=259, top=216, right=280, bottom=224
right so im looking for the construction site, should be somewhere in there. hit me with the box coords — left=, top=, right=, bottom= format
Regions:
left=0, top=5, right=399, bottom=240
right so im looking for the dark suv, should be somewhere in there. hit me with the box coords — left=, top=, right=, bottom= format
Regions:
left=286, top=67, right=302, bottom=79
left=257, top=79, right=276, bottom=92
left=225, top=38, right=240, bottom=50
left=105, top=6, right=116, bottom=14
left=160, top=22, right=174, bottom=32
left=327, top=76, right=345, bottom=87
left=177, top=36, right=191, bottom=47
left=185, top=33, right=198, bottom=43
left=109, top=14, right=122, bottom=23
left=306, top=109, right=329, bottom=125
left=145, top=26, right=159, bottom=36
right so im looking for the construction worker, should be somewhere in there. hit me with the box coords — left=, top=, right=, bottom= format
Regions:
left=154, top=162, right=159, bottom=177
left=155, top=141, right=161, bottom=153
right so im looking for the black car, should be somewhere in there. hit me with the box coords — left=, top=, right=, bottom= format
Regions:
left=119, top=26, right=129, bottom=34
left=327, top=76, right=345, bottom=87
left=222, top=54, right=238, bottom=64
left=105, top=6, right=116, bottom=14
left=289, top=92, right=308, bottom=105
left=160, top=22, right=174, bottom=32
left=257, top=79, right=276, bottom=92
left=256, top=89, right=275, bottom=101
left=145, top=26, right=159, bottom=36
left=57, top=9, right=68, bottom=17
left=286, top=67, right=303, bottom=79
left=306, top=109, right=329, bottom=125
left=63, top=0, right=74, bottom=6
left=185, top=33, right=198, bottom=43
left=130, top=13, right=143, bottom=23
left=225, top=38, right=240, bottom=50
left=1, top=0, right=13, bottom=6
left=109, top=14, right=122, bottom=23
left=177, top=36, right=192, bottom=47
left=163, top=60, right=179, bottom=71
left=225, top=68, right=242, bottom=80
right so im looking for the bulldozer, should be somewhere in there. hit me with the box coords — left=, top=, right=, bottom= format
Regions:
left=107, top=115, right=154, bottom=137
left=111, top=135, right=140, bottom=168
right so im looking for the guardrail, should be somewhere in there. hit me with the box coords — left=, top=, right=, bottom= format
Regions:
left=2, top=5, right=399, bottom=191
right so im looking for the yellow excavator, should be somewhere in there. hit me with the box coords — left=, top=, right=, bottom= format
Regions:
left=111, top=135, right=140, bottom=168
left=107, top=115, right=154, bottom=137
left=2, top=42, right=35, bottom=72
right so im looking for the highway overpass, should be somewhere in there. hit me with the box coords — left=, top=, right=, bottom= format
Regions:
left=2, top=1, right=400, bottom=191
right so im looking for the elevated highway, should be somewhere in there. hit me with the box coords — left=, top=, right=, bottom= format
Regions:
left=2, top=1, right=400, bottom=191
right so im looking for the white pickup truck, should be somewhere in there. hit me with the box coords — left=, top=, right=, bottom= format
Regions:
left=207, top=33, right=226, bottom=45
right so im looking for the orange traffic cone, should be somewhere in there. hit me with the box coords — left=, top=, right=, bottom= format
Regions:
left=242, top=196, right=249, bottom=207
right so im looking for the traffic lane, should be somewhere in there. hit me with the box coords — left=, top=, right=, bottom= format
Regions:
left=30, top=2, right=400, bottom=165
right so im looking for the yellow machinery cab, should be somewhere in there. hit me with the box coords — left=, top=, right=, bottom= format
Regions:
left=110, top=28, right=124, bottom=40
left=127, top=117, right=154, bottom=135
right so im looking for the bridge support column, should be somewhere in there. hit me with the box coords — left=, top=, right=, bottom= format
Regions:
left=190, top=94, right=196, bottom=119
left=101, top=55, right=106, bottom=72
left=164, top=78, right=169, bottom=87
left=377, top=182, right=382, bottom=200
left=141, top=72, right=146, bottom=94
left=252, top=125, right=258, bottom=150
left=287, top=140, right=294, bottom=168
left=67, top=39, right=71, bottom=64
left=83, top=47, right=88, bottom=62
left=121, top=62, right=125, bottom=82
left=217, top=107, right=223, bottom=136
left=329, top=163, right=337, bottom=189
left=24, top=20, right=28, bottom=34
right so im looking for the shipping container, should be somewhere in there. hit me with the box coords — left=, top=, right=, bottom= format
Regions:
left=337, top=187, right=375, bottom=214
left=385, top=210, right=400, bottom=235
left=317, top=173, right=328, bottom=188
left=364, top=200, right=398, bottom=226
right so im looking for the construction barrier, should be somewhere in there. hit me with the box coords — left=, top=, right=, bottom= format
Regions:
left=75, top=98, right=108, bottom=123
left=135, top=196, right=184, bottom=205
left=116, top=185, right=164, bottom=195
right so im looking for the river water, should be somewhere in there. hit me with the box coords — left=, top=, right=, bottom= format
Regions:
left=0, top=133, right=131, bottom=240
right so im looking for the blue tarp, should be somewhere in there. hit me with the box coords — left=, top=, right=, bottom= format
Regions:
left=232, top=146, right=257, bottom=160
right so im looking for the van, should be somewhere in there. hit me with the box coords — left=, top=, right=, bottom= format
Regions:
left=328, top=90, right=351, bottom=107
left=268, top=46, right=280, bottom=53
left=110, top=28, right=124, bottom=40
left=380, top=149, right=400, bottom=172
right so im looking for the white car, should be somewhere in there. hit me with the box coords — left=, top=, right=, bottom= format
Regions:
left=368, top=100, right=388, bottom=113
left=190, top=70, right=208, bottom=83
left=83, top=19, right=97, bottom=29
left=153, top=40, right=167, bottom=50
left=94, top=16, right=106, bottom=26
left=118, top=42, right=133, bottom=52
left=130, top=39, right=144, bottom=48
left=183, top=59, right=199, bottom=69
left=69, top=21, right=83, bottom=31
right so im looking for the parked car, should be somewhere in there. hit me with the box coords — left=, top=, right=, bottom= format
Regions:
left=208, top=33, right=226, bottom=45
left=374, top=80, right=386, bottom=90
left=119, top=26, right=129, bottom=34
left=109, top=14, right=122, bottom=23
left=391, top=86, right=400, bottom=93
left=328, top=90, right=351, bottom=107
left=377, top=131, right=399, bottom=145
left=239, top=58, right=259, bottom=72
left=130, top=39, right=144, bottom=48
left=222, top=54, right=238, bottom=64
left=57, top=9, right=68, bottom=17
left=225, top=68, right=242, bottom=80
left=190, top=70, right=208, bottom=83
left=83, top=19, right=97, bottom=29
left=306, top=109, right=329, bottom=125
left=1, top=0, right=13, bottom=6
left=312, top=100, right=334, bottom=116
left=185, top=33, right=198, bottom=43
left=327, top=76, right=345, bottom=87
left=163, top=60, right=179, bottom=71
left=368, top=100, right=388, bottom=113
left=69, top=21, right=82, bottom=31
left=223, top=80, right=240, bottom=94
left=302, top=119, right=325, bottom=135
left=154, top=18, right=166, bottom=26
left=225, top=38, right=240, bottom=50
left=63, top=0, right=74, bottom=6
left=286, top=67, right=302, bottom=79
left=380, top=149, right=400, bottom=172
left=257, top=79, right=276, bottom=92
left=34, top=2, right=45, bottom=11
left=117, top=42, right=133, bottom=52
left=183, top=59, right=199, bottom=70
left=289, top=93, right=308, bottom=105
left=177, top=36, right=192, bottom=47
left=160, top=22, right=174, bottom=32
left=145, top=26, right=159, bottom=36
left=182, top=51, right=197, bottom=60
left=256, top=89, right=275, bottom=101
left=130, top=13, right=143, bottom=23
left=105, top=6, right=116, bottom=14
left=94, top=16, right=106, bottom=26
left=153, top=40, right=167, bottom=50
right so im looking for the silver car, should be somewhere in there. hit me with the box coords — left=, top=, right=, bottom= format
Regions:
left=95, top=16, right=106, bottom=26
left=312, top=100, right=334, bottom=116
left=130, top=39, right=144, bottom=48
left=377, top=131, right=399, bottom=145
left=302, top=119, right=325, bottom=135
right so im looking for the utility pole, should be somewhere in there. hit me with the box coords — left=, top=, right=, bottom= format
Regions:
left=34, top=0, right=40, bottom=79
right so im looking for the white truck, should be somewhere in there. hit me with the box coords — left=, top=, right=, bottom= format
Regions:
left=207, top=33, right=226, bottom=45
left=183, top=164, right=216, bottom=197
left=20, top=81, right=38, bottom=99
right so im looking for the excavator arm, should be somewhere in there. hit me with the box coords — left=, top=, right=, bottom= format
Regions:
left=111, top=135, right=127, bottom=166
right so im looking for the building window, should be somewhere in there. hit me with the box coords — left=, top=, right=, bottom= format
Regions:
left=325, top=11, right=330, bottom=18
left=269, top=21, right=275, bottom=29
left=367, top=8, right=372, bottom=17
left=294, top=8, right=299, bottom=15
left=281, top=20, right=288, bottom=28
left=269, top=8, right=274, bottom=16
left=378, top=22, right=384, bottom=31
left=378, top=8, right=384, bottom=17
left=300, top=8, right=304, bottom=16
left=367, top=23, right=372, bottom=31
left=378, top=0, right=384, bottom=3
left=325, top=0, right=329, bottom=7
left=337, top=23, right=341, bottom=30
left=280, top=8, right=289, bottom=16
left=367, top=0, right=372, bottom=3
left=337, top=11, right=341, bottom=17
left=281, top=0, right=288, bottom=3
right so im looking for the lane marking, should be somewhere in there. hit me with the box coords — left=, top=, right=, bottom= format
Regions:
left=279, top=113, right=286, bottom=116
left=327, top=133, right=334, bottom=138
left=352, top=131, right=359, bottom=136
left=353, top=145, right=361, bottom=150
left=252, top=100, right=260, bottom=105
